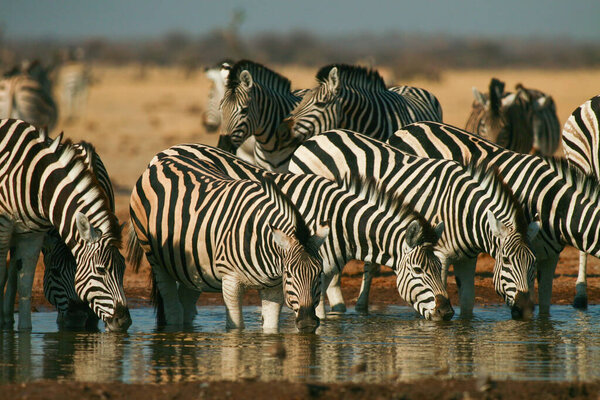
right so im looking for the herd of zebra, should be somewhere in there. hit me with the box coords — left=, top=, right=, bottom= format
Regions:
left=0, top=58, right=599, bottom=334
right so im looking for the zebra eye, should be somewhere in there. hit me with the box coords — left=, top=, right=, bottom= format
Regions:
left=96, top=266, right=107, bottom=275
left=502, top=256, right=510, bottom=264
left=412, top=266, right=424, bottom=275
left=314, top=101, right=328, bottom=107
left=240, top=106, right=249, bottom=115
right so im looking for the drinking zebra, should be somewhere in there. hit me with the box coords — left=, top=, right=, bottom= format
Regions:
left=561, top=94, right=600, bottom=308
left=388, top=121, right=600, bottom=313
left=0, top=119, right=130, bottom=331
left=139, top=143, right=453, bottom=321
left=279, top=64, right=443, bottom=143
left=203, top=60, right=233, bottom=133
left=515, top=83, right=561, bottom=156
left=219, top=60, right=308, bottom=172
left=0, top=61, right=58, bottom=132
left=289, top=129, right=539, bottom=318
left=466, top=78, right=533, bottom=153
left=41, top=141, right=115, bottom=329
left=128, top=152, right=329, bottom=332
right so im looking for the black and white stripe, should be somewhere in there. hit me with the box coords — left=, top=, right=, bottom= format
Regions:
left=289, top=129, right=539, bottom=319
left=203, top=60, right=233, bottom=133
left=128, top=152, right=329, bottom=332
left=280, top=64, right=443, bottom=144
left=141, top=143, right=453, bottom=321
left=561, top=94, right=600, bottom=308
left=0, top=61, right=58, bottom=131
left=389, top=121, right=600, bottom=313
left=0, top=119, right=130, bottom=331
left=466, top=78, right=533, bottom=154
left=219, top=60, right=307, bottom=172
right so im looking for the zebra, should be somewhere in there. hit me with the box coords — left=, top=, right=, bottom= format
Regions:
left=41, top=141, right=115, bottom=330
left=139, top=143, right=453, bottom=321
left=0, top=61, right=58, bottom=132
left=466, top=78, right=533, bottom=154
left=58, top=61, right=91, bottom=121
left=203, top=60, right=233, bottom=133
left=388, top=121, right=600, bottom=314
left=289, top=129, right=539, bottom=319
left=561, top=94, right=600, bottom=308
left=515, top=83, right=561, bottom=156
left=128, top=153, right=329, bottom=332
left=278, top=64, right=443, bottom=144
left=0, top=119, right=130, bottom=331
left=219, top=60, right=308, bottom=172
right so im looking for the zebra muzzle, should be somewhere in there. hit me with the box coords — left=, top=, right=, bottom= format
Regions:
left=295, top=306, right=319, bottom=333
left=433, top=294, right=455, bottom=321
left=511, top=291, right=534, bottom=320
left=105, top=303, right=132, bottom=332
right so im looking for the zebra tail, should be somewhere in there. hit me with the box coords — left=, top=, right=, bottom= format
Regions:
left=150, top=272, right=166, bottom=326
left=126, top=222, right=144, bottom=273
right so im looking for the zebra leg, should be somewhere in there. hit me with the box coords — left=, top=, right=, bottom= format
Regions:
left=259, top=284, right=283, bottom=333
left=222, top=274, right=245, bottom=330
left=453, top=259, right=477, bottom=318
left=151, top=264, right=183, bottom=326
left=537, top=254, right=559, bottom=315
left=326, top=273, right=346, bottom=314
left=3, top=253, right=18, bottom=326
left=13, top=232, right=45, bottom=331
left=355, top=262, right=379, bottom=314
left=573, top=251, right=588, bottom=309
left=0, top=217, right=14, bottom=328
left=178, top=284, right=201, bottom=326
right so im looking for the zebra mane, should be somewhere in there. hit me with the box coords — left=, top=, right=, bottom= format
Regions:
left=542, top=156, right=600, bottom=204
left=339, top=173, right=439, bottom=246
left=257, top=175, right=319, bottom=258
left=465, top=162, right=528, bottom=235
left=316, top=64, right=386, bottom=91
left=226, top=60, right=291, bottom=93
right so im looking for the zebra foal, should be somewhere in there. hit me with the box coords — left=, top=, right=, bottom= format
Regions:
left=128, top=152, right=329, bottom=332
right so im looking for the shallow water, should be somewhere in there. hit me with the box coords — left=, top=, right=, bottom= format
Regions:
left=1, top=305, right=599, bottom=384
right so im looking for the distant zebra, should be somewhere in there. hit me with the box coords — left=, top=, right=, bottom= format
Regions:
left=561, top=94, right=600, bottom=308
left=219, top=60, right=308, bottom=172
left=41, top=141, right=115, bottom=330
left=289, top=130, right=539, bottom=318
left=59, top=61, right=91, bottom=121
left=0, top=61, right=58, bottom=131
left=203, top=60, right=233, bottom=133
left=466, top=78, right=533, bottom=153
left=140, top=143, right=453, bottom=321
left=389, top=121, right=600, bottom=314
left=515, top=83, right=561, bottom=156
left=0, top=119, right=130, bottom=331
left=129, top=154, right=329, bottom=332
left=279, top=64, right=442, bottom=143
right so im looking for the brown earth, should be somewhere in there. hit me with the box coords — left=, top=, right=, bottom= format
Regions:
left=7, top=66, right=600, bottom=398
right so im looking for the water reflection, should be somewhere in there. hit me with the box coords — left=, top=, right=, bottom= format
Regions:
left=0, top=305, right=599, bottom=384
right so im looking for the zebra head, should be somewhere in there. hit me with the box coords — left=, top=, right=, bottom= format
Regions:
left=220, top=69, right=256, bottom=148
left=271, top=223, right=329, bottom=334
left=394, top=219, right=453, bottom=321
left=75, top=213, right=131, bottom=332
left=487, top=211, right=539, bottom=320
left=279, top=66, right=341, bottom=141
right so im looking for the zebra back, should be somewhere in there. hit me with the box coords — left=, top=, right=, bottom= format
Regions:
left=562, top=95, right=600, bottom=176
left=281, top=64, right=443, bottom=144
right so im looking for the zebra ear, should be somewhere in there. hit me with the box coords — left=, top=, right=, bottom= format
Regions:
left=239, top=70, right=253, bottom=90
left=472, top=87, right=486, bottom=107
left=534, top=96, right=549, bottom=110
left=434, top=221, right=445, bottom=241
left=76, top=212, right=101, bottom=243
left=328, top=67, right=339, bottom=92
left=307, top=222, right=330, bottom=250
left=501, top=93, right=517, bottom=108
left=404, top=219, right=423, bottom=251
left=49, top=131, right=63, bottom=152
left=487, top=210, right=509, bottom=239
left=270, top=224, right=294, bottom=251
left=527, top=221, right=540, bottom=242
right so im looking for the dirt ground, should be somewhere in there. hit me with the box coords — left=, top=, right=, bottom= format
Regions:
left=8, top=65, right=600, bottom=398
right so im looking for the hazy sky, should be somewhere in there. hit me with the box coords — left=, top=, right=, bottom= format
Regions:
left=3, top=0, right=600, bottom=41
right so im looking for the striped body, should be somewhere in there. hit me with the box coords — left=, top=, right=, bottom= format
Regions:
left=42, top=142, right=114, bottom=329
left=289, top=130, right=538, bottom=318
left=140, top=143, right=453, bottom=321
left=280, top=64, right=443, bottom=143
left=389, top=121, right=600, bottom=313
left=516, top=84, right=561, bottom=156
left=0, top=119, right=129, bottom=331
left=561, top=94, right=600, bottom=308
left=129, top=153, right=328, bottom=331
left=220, top=60, right=307, bottom=172
left=0, top=62, right=58, bottom=131
left=59, top=62, right=91, bottom=121
left=466, top=78, right=533, bottom=153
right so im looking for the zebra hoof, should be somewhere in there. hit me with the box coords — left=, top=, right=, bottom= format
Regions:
left=573, top=295, right=588, bottom=310
left=354, top=303, right=369, bottom=315
left=329, top=303, right=347, bottom=314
